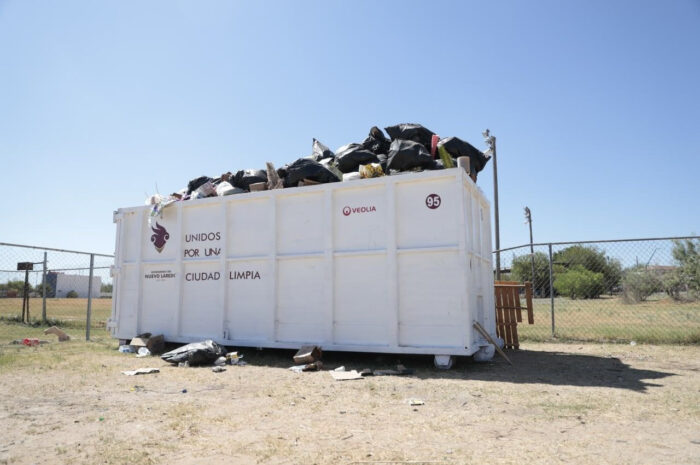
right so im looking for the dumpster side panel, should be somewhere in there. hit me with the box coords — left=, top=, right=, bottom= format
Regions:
left=112, top=170, right=495, bottom=356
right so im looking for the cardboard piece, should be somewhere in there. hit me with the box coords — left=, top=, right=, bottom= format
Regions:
left=293, top=345, right=322, bottom=364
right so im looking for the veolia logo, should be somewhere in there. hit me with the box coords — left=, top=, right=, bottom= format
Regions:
left=151, top=222, right=170, bottom=253
left=342, top=205, right=376, bottom=216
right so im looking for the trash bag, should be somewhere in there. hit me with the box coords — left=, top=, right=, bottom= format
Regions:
left=233, top=169, right=268, bottom=190
left=279, top=158, right=341, bottom=187
left=437, top=137, right=490, bottom=173
left=377, top=153, right=388, bottom=173
left=384, top=123, right=436, bottom=149
left=311, top=139, right=335, bottom=162
left=187, top=176, right=213, bottom=195
left=335, top=143, right=380, bottom=173
left=361, top=126, right=391, bottom=155
left=426, top=159, right=447, bottom=170
left=386, top=139, right=434, bottom=171
left=161, top=340, right=227, bottom=366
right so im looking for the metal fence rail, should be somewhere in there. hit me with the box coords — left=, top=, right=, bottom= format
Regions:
left=1, top=237, right=698, bottom=347
left=0, top=242, right=114, bottom=344
left=494, top=236, right=700, bottom=343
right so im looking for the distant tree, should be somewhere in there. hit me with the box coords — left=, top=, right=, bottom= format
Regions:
left=66, top=290, right=78, bottom=298
left=510, top=252, right=552, bottom=296
left=553, top=245, right=622, bottom=296
left=34, top=283, right=53, bottom=297
left=0, top=280, right=33, bottom=297
left=100, top=283, right=113, bottom=293
left=622, top=267, right=662, bottom=303
left=671, top=238, right=700, bottom=299
left=553, top=265, right=605, bottom=299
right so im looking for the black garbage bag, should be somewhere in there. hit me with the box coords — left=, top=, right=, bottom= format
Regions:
left=437, top=137, right=491, bottom=173
left=386, top=139, right=434, bottom=171
left=361, top=126, right=391, bottom=155
left=311, top=138, right=335, bottom=162
left=161, top=340, right=227, bottom=366
left=384, top=123, right=436, bottom=149
left=187, top=176, right=213, bottom=195
left=279, top=158, right=341, bottom=187
left=335, top=143, right=380, bottom=173
left=426, top=159, right=447, bottom=170
left=377, top=153, right=388, bottom=173
left=233, top=169, right=268, bottom=190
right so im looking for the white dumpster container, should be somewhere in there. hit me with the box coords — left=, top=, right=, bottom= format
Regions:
left=109, top=168, right=496, bottom=364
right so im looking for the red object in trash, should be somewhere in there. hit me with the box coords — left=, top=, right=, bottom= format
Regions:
left=22, top=338, right=40, bottom=347
left=430, top=134, right=440, bottom=159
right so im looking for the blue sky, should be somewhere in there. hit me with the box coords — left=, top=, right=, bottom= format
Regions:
left=1, top=0, right=698, bottom=255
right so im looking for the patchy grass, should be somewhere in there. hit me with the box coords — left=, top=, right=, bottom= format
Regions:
left=518, top=294, right=700, bottom=344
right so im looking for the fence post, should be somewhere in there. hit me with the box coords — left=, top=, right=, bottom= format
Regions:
left=548, top=243, right=555, bottom=337
left=42, top=252, right=47, bottom=323
left=86, top=254, right=94, bottom=341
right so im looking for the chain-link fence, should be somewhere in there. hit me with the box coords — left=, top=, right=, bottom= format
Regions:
left=495, top=236, right=700, bottom=344
left=2, top=238, right=698, bottom=347
left=0, top=242, right=113, bottom=345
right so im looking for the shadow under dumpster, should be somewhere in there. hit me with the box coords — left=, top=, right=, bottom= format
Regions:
left=230, top=346, right=676, bottom=393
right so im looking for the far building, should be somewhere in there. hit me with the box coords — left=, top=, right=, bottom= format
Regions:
left=44, top=272, right=101, bottom=298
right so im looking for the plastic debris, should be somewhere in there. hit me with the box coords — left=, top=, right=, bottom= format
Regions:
left=136, top=347, right=151, bottom=358
left=122, top=368, right=160, bottom=376
left=373, top=364, right=413, bottom=376
left=216, top=181, right=242, bottom=196
left=22, top=338, right=40, bottom=347
left=407, top=398, right=424, bottom=406
left=214, top=356, right=227, bottom=366
left=330, top=370, right=363, bottom=381
left=161, top=340, right=227, bottom=366
left=212, top=366, right=226, bottom=373
left=266, top=162, right=284, bottom=190
left=311, top=139, right=335, bottom=162
left=119, top=345, right=136, bottom=354
left=361, top=126, right=391, bottom=155
left=342, top=172, right=361, bottom=182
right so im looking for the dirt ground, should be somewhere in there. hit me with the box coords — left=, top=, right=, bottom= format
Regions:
left=0, top=340, right=698, bottom=465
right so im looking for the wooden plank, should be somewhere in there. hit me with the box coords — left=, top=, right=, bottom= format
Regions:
left=514, top=286, right=523, bottom=323
left=473, top=321, right=512, bottom=365
left=525, top=282, right=535, bottom=325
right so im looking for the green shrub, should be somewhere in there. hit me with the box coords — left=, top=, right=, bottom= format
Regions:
left=622, top=269, right=662, bottom=303
left=553, top=265, right=604, bottom=299
left=66, top=290, right=78, bottom=298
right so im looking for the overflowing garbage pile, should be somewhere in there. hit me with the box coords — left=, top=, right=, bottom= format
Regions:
left=146, top=123, right=490, bottom=216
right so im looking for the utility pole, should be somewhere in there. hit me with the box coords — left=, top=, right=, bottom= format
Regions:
left=483, top=129, right=499, bottom=279
left=525, top=206, right=535, bottom=293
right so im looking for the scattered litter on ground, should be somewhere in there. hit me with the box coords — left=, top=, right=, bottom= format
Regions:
left=212, top=366, right=226, bottom=373
left=226, top=352, right=245, bottom=365
left=214, top=356, right=227, bottom=366
left=161, top=340, right=227, bottom=366
left=330, top=370, right=363, bottom=381
left=373, top=364, right=413, bottom=376
left=407, top=398, right=425, bottom=406
left=293, top=345, right=322, bottom=364
left=22, top=338, right=40, bottom=347
left=360, top=368, right=373, bottom=377
left=333, top=366, right=346, bottom=372
left=118, top=345, right=135, bottom=353
left=130, top=333, right=165, bottom=354
left=289, top=361, right=323, bottom=373
left=43, top=326, right=70, bottom=341
left=122, top=368, right=160, bottom=376
left=136, top=347, right=151, bottom=358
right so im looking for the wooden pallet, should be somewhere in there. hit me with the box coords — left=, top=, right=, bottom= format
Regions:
left=494, top=281, right=534, bottom=350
